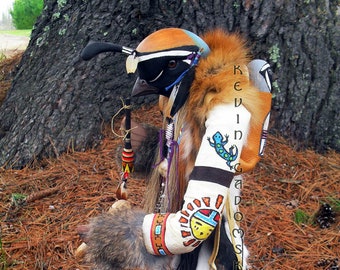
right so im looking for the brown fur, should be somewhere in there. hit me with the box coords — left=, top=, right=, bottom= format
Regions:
left=84, top=203, right=172, bottom=269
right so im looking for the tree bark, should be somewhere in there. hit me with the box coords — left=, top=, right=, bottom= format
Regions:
left=0, top=0, right=338, bottom=168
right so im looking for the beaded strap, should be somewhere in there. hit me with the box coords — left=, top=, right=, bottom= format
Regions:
left=150, top=213, right=172, bottom=255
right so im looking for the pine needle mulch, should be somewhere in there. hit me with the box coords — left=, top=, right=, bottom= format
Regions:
left=0, top=70, right=339, bottom=269
left=243, top=136, right=339, bottom=270
left=1, top=106, right=338, bottom=270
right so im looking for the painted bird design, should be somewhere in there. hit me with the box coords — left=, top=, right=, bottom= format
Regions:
left=79, top=27, right=273, bottom=270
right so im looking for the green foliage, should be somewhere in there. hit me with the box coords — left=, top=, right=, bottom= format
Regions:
left=0, top=29, right=31, bottom=37
left=268, top=44, right=281, bottom=67
left=325, top=196, right=340, bottom=212
left=11, top=193, right=27, bottom=206
left=0, top=52, right=6, bottom=63
left=294, top=209, right=310, bottom=225
left=57, top=0, right=67, bottom=9
left=294, top=197, right=339, bottom=227
left=10, top=0, right=44, bottom=30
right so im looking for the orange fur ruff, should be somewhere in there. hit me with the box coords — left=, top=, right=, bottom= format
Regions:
left=146, top=29, right=271, bottom=212
left=137, top=28, right=196, bottom=53
left=185, top=29, right=271, bottom=174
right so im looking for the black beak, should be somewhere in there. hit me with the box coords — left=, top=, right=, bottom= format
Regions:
left=131, top=77, right=160, bottom=97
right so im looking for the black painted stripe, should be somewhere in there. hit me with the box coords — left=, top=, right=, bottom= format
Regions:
left=189, top=166, right=234, bottom=187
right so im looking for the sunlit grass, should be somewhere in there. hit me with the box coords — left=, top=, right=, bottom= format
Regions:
left=0, top=29, right=31, bottom=37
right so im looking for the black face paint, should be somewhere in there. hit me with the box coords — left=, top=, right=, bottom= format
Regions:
left=169, top=68, right=195, bottom=117
left=137, top=57, right=191, bottom=97
left=134, top=45, right=199, bottom=97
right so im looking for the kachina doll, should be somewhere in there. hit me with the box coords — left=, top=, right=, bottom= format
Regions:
left=79, top=28, right=273, bottom=270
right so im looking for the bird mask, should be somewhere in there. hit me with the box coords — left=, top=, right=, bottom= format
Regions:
left=81, top=28, right=210, bottom=117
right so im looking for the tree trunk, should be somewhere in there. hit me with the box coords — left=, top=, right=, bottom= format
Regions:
left=0, top=0, right=338, bottom=168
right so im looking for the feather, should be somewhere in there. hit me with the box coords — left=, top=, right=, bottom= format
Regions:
left=137, top=28, right=199, bottom=53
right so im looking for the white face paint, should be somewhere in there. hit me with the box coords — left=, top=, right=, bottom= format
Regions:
left=138, top=50, right=193, bottom=62
left=149, top=70, right=164, bottom=82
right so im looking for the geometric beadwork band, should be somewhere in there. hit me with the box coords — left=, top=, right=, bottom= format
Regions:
left=150, top=213, right=172, bottom=256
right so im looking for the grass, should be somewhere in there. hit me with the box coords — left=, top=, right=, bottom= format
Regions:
left=294, top=209, right=311, bottom=225
left=0, top=52, right=6, bottom=62
left=326, top=196, right=340, bottom=212
left=0, top=29, right=31, bottom=37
